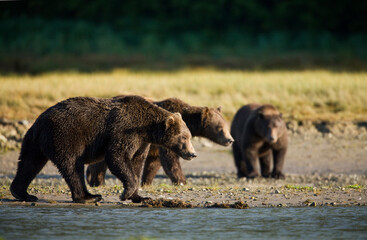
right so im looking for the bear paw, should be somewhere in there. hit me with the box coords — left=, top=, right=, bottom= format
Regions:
left=129, top=195, right=151, bottom=203
left=73, top=194, right=102, bottom=203
left=10, top=187, right=38, bottom=202
left=261, top=172, right=272, bottom=178
left=247, top=171, right=260, bottom=179
left=272, top=172, right=285, bottom=179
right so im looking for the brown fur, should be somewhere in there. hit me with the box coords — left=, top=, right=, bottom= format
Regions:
left=10, top=96, right=196, bottom=203
left=87, top=97, right=233, bottom=186
left=231, top=104, right=287, bottom=179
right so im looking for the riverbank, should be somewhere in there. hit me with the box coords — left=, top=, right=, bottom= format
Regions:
left=1, top=128, right=366, bottom=208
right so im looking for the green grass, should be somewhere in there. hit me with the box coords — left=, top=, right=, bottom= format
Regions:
left=345, top=184, right=364, bottom=189
left=0, top=69, right=366, bottom=121
left=284, top=184, right=314, bottom=191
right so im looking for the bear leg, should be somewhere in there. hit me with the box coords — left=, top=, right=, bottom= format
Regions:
left=86, top=161, right=108, bottom=187
left=272, top=148, right=287, bottom=179
left=232, top=143, right=247, bottom=178
left=106, top=159, right=138, bottom=201
left=56, top=157, right=102, bottom=203
left=106, top=145, right=149, bottom=202
left=141, top=147, right=161, bottom=186
left=127, top=147, right=151, bottom=202
left=260, top=152, right=272, bottom=178
left=10, top=139, right=48, bottom=202
left=159, top=148, right=186, bottom=185
left=244, top=150, right=261, bottom=179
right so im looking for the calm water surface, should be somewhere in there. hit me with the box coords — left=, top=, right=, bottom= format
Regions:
left=1, top=205, right=366, bottom=239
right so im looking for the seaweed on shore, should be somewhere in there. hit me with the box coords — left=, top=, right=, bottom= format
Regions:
left=141, top=198, right=194, bottom=208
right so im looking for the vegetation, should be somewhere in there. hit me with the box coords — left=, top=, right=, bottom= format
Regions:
left=1, top=1, right=367, bottom=72
left=284, top=184, right=314, bottom=191
left=345, top=184, right=364, bottom=189
left=0, top=69, right=366, bottom=121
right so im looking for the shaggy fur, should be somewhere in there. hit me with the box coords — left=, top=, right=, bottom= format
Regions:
left=86, top=97, right=233, bottom=186
left=11, top=96, right=196, bottom=203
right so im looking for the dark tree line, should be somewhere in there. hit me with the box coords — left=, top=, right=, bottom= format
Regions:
left=1, top=0, right=366, bottom=35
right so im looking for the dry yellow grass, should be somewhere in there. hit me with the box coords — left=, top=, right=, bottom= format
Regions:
left=0, top=69, right=366, bottom=121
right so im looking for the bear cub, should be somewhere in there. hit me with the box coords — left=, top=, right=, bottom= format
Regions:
left=231, top=104, right=287, bottom=179
left=10, top=96, right=196, bottom=203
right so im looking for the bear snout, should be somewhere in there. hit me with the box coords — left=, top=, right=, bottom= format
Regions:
left=224, top=137, right=234, bottom=146
left=267, top=135, right=278, bottom=143
left=181, top=151, right=197, bottom=160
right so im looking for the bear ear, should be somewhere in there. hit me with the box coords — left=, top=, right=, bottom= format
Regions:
left=165, top=115, right=176, bottom=130
left=173, top=112, right=182, bottom=119
left=201, top=107, right=212, bottom=121
left=217, top=106, right=222, bottom=112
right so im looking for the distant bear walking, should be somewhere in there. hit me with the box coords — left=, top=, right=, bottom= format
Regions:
left=86, top=97, right=234, bottom=186
left=10, top=96, right=196, bottom=203
left=231, top=104, right=287, bottom=179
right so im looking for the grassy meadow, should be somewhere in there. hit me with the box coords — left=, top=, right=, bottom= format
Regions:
left=0, top=69, right=366, bottom=122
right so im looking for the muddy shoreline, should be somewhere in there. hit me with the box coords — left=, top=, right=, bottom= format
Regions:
left=1, top=121, right=366, bottom=208
left=0, top=172, right=366, bottom=208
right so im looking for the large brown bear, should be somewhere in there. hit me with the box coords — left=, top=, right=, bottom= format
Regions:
left=86, top=97, right=234, bottom=186
left=231, top=104, right=287, bottom=179
left=10, top=96, right=196, bottom=203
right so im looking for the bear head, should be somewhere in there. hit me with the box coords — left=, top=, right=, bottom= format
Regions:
left=254, top=105, right=285, bottom=144
left=201, top=107, right=234, bottom=146
left=164, top=112, right=197, bottom=160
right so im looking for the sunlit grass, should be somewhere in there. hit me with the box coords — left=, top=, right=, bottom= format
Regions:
left=0, top=69, right=366, bottom=121
left=284, top=184, right=314, bottom=191
left=345, top=184, right=364, bottom=189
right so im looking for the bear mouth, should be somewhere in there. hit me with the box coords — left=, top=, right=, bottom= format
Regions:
left=218, top=138, right=234, bottom=146
left=181, top=152, right=197, bottom=160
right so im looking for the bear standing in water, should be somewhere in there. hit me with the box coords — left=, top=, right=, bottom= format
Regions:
left=10, top=96, right=196, bottom=203
left=231, top=104, right=287, bottom=179
left=86, top=97, right=234, bottom=186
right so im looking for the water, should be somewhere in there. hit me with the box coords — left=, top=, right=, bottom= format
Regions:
left=1, top=206, right=366, bottom=240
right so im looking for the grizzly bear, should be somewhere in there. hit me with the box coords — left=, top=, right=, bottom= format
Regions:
left=86, top=97, right=234, bottom=186
left=10, top=96, right=196, bottom=203
left=231, top=104, right=287, bottom=179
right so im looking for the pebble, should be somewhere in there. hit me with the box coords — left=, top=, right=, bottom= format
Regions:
left=0, top=134, right=7, bottom=142
left=274, top=189, right=281, bottom=194
left=309, top=202, right=317, bottom=207
left=18, top=120, right=29, bottom=126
